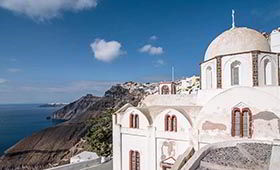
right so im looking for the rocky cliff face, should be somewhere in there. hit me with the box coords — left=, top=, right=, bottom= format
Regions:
left=0, top=83, right=149, bottom=170
left=51, top=94, right=101, bottom=120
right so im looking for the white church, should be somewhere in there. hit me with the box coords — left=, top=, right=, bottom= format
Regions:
left=113, top=13, right=280, bottom=170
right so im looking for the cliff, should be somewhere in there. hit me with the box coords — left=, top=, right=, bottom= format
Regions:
left=0, top=83, right=148, bottom=170
left=51, top=94, right=101, bottom=120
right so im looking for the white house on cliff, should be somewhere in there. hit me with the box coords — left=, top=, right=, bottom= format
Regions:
left=113, top=21, right=280, bottom=170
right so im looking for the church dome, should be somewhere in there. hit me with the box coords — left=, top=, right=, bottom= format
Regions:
left=204, top=27, right=271, bottom=61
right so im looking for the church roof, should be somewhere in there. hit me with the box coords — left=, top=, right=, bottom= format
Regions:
left=204, top=27, right=271, bottom=61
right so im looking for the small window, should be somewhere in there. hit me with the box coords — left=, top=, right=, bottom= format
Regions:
left=129, top=150, right=140, bottom=170
left=264, top=59, right=272, bottom=85
left=165, top=114, right=177, bottom=132
left=129, top=114, right=139, bottom=129
left=206, top=66, right=213, bottom=89
left=165, top=115, right=170, bottom=131
left=172, top=116, right=177, bottom=132
left=231, top=61, right=241, bottom=86
left=231, top=108, right=252, bottom=138
left=134, top=115, right=139, bottom=129
left=129, top=114, right=134, bottom=128
left=161, top=85, right=170, bottom=95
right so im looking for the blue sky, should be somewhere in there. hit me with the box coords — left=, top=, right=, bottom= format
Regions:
left=0, top=0, right=279, bottom=104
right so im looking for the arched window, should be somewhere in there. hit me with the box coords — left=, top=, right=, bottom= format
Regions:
left=165, top=114, right=177, bottom=132
left=241, top=108, right=252, bottom=137
left=129, top=114, right=134, bottom=128
left=206, top=66, right=213, bottom=89
left=129, top=150, right=140, bottom=170
left=231, top=61, right=241, bottom=86
left=161, top=85, right=170, bottom=95
left=264, top=59, right=272, bottom=85
left=232, top=108, right=252, bottom=138
left=134, top=114, right=139, bottom=129
left=232, top=108, right=241, bottom=137
left=129, top=114, right=139, bottom=129
left=135, top=151, right=140, bottom=170
left=164, top=114, right=170, bottom=131
left=171, top=116, right=177, bottom=132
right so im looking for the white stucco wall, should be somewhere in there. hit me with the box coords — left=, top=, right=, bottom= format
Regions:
left=196, top=87, right=280, bottom=145
left=142, top=94, right=198, bottom=107
left=156, top=139, right=191, bottom=170
left=256, top=86, right=280, bottom=100
left=121, top=133, right=148, bottom=170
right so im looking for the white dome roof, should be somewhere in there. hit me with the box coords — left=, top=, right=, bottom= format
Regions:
left=204, top=27, right=271, bottom=61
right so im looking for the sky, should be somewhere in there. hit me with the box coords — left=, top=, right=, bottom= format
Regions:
left=0, top=0, right=280, bottom=104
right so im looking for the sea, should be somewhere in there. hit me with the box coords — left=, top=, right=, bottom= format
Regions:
left=0, top=104, right=62, bottom=156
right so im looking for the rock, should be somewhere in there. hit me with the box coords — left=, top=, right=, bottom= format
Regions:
left=51, top=94, right=101, bottom=121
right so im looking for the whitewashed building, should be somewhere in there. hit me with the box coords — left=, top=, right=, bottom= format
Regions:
left=70, top=151, right=99, bottom=164
left=113, top=20, right=280, bottom=170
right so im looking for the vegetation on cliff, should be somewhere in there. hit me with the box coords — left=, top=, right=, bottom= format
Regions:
left=87, top=109, right=114, bottom=157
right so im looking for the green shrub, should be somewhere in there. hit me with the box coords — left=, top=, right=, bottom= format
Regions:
left=87, top=109, right=114, bottom=157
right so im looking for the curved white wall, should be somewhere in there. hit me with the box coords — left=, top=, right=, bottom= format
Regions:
left=120, top=108, right=150, bottom=129
left=154, top=109, right=192, bottom=133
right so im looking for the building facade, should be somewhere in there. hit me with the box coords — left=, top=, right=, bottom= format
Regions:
left=113, top=26, right=280, bottom=170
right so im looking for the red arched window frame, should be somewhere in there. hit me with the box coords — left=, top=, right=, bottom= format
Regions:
left=165, top=114, right=170, bottom=131
left=129, top=114, right=139, bottom=129
left=171, top=115, right=177, bottom=132
left=241, top=108, right=252, bottom=138
left=135, top=151, right=140, bottom=170
left=165, top=114, right=177, bottom=132
left=232, top=107, right=253, bottom=138
left=161, top=85, right=170, bottom=95
left=231, top=108, right=241, bottom=137
left=129, top=150, right=134, bottom=170
left=134, top=114, right=139, bottom=129
left=129, top=150, right=140, bottom=170
left=129, top=114, right=134, bottom=128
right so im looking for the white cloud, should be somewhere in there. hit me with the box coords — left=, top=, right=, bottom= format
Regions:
left=156, top=59, right=165, bottom=65
left=150, top=35, right=158, bottom=41
left=0, top=0, right=98, bottom=21
left=7, top=68, right=21, bottom=73
left=90, top=39, right=125, bottom=62
left=0, top=78, right=7, bottom=84
left=139, top=44, right=164, bottom=55
left=154, top=59, right=165, bottom=67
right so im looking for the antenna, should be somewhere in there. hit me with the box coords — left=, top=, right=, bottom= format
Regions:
left=172, top=66, right=175, bottom=82
left=232, top=9, right=235, bottom=29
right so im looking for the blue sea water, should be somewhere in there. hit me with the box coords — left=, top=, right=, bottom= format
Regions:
left=0, top=104, right=61, bottom=155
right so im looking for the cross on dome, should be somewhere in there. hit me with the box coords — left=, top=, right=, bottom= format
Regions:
left=232, top=9, right=235, bottom=29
